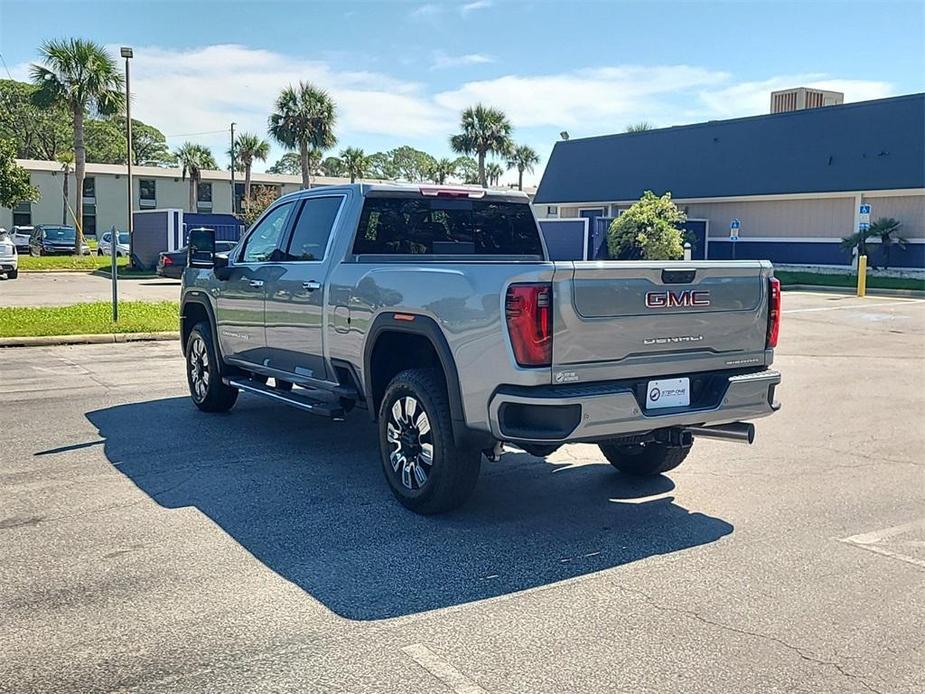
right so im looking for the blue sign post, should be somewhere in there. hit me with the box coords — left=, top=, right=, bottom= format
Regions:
left=729, top=218, right=741, bottom=260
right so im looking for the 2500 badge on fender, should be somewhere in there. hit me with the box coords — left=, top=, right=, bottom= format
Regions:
left=646, top=290, right=711, bottom=308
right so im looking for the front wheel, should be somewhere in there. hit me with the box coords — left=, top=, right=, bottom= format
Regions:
left=378, top=369, right=481, bottom=514
left=598, top=440, right=691, bottom=476
left=7, top=269, right=18, bottom=279
left=186, top=322, right=238, bottom=412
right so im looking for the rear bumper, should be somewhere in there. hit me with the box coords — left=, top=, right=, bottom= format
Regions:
left=487, top=369, right=781, bottom=444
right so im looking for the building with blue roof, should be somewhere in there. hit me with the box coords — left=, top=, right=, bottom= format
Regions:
left=534, top=93, right=925, bottom=268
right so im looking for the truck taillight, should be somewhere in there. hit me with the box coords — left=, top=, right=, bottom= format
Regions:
left=767, top=277, right=781, bottom=348
left=505, top=283, right=552, bottom=367
left=162, top=255, right=173, bottom=266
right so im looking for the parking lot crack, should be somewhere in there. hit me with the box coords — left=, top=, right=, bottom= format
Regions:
left=616, top=585, right=884, bottom=694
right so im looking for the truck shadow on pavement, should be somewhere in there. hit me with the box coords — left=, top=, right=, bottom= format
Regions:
left=86, top=396, right=733, bottom=621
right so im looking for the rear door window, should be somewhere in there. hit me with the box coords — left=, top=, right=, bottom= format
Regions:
left=352, top=196, right=544, bottom=257
left=284, top=196, right=343, bottom=261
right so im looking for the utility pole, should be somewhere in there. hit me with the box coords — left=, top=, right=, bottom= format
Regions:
left=121, top=47, right=134, bottom=267
left=230, top=122, right=236, bottom=215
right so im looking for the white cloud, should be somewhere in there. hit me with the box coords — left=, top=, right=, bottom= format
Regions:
left=430, top=52, right=495, bottom=70
left=409, top=3, right=441, bottom=19
left=461, top=0, right=492, bottom=13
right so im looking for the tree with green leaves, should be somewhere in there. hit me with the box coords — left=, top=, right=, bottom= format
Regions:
left=625, top=121, right=653, bottom=133
left=268, top=81, right=337, bottom=189
left=450, top=104, right=513, bottom=187
left=607, top=191, right=686, bottom=260
left=230, top=132, right=270, bottom=203
left=321, top=156, right=344, bottom=177
left=240, top=186, right=280, bottom=229
left=429, top=157, right=457, bottom=184
left=266, top=152, right=301, bottom=175
left=0, top=138, right=39, bottom=209
left=30, top=39, right=124, bottom=251
left=175, top=142, right=217, bottom=213
left=387, top=145, right=436, bottom=182
left=366, top=152, right=396, bottom=180
left=506, top=144, right=540, bottom=191
left=842, top=217, right=907, bottom=270
left=485, top=161, right=504, bottom=187
left=0, top=79, right=69, bottom=160
left=453, top=156, right=479, bottom=184
left=340, top=147, right=369, bottom=183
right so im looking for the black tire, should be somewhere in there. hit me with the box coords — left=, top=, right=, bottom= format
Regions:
left=7, top=270, right=17, bottom=279
left=378, top=368, right=481, bottom=514
left=186, top=322, right=238, bottom=413
left=598, top=441, right=691, bottom=476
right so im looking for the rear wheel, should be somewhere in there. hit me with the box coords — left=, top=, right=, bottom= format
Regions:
left=186, top=322, right=238, bottom=412
left=598, top=441, right=691, bottom=476
left=378, top=368, right=481, bottom=514
left=7, top=269, right=17, bottom=279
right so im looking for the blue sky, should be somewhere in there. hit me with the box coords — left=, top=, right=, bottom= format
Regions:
left=1, top=0, right=923, bottom=184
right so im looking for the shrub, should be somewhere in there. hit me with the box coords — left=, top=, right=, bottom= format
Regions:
left=607, top=191, right=685, bottom=260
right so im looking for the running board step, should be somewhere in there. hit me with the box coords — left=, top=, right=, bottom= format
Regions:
left=225, top=378, right=345, bottom=420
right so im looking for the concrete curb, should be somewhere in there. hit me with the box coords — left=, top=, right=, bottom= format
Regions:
left=783, top=284, right=925, bottom=298
left=0, top=332, right=179, bottom=348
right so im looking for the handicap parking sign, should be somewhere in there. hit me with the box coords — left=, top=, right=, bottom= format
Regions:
left=730, top=218, right=741, bottom=230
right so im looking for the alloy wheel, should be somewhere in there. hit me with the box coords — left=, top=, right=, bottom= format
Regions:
left=189, top=336, right=210, bottom=401
left=386, top=396, right=434, bottom=490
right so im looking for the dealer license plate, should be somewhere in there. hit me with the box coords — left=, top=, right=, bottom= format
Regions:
left=645, top=377, right=690, bottom=410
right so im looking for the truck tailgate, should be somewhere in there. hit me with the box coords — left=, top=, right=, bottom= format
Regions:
left=551, top=260, right=773, bottom=383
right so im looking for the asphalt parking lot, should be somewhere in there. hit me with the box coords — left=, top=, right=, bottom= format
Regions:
left=0, top=272, right=181, bottom=307
left=1, top=290, right=923, bottom=693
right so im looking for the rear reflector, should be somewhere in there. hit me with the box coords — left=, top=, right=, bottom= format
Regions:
left=767, top=277, right=781, bottom=348
left=162, top=255, right=173, bottom=266
left=505, top=283, right=552, bottom=367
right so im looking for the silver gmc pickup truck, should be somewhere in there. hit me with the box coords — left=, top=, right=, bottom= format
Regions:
left=181, top=184, right=781, bottom=514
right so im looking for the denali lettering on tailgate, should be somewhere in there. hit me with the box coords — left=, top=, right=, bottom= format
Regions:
left=645, top=290, right=711, bottom=308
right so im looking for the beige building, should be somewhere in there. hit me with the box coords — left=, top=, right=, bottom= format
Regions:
left=1, top=159, right=391, bottom=235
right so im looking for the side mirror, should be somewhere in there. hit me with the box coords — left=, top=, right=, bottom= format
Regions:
left=188, top=227, right=216, bottom=268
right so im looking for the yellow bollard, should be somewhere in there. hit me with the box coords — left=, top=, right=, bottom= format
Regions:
left=857, top=254, right=868, bottom=297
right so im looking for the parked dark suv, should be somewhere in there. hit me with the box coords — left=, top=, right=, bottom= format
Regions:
left=29, top=225, right=90, bottom=256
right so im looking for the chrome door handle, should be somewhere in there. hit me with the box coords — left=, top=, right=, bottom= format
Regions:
left=302, top=280, right=322, bottom=292
left=248, top=280, right=264, bottom=288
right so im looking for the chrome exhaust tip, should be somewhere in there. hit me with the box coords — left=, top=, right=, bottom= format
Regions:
left=686, top=422, right=755, bottom=444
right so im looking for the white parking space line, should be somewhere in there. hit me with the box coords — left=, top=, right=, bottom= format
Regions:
left=402, top=643, right=489, bottom=694
left=839, top=518, right=925, bottom=569
left=784, top=300, right=925, bottom=314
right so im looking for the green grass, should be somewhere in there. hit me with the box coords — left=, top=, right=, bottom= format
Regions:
left=776, top=270, right=925, bottom=292
left=18, top=254, right=130, bottom=271
left=0, top=301, right=179, bottom=338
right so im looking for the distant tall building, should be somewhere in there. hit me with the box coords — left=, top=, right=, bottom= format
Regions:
left=770, top=87, right=844, bottom=113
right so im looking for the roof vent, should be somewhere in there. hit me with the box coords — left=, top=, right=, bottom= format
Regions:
left=770, top=87, right=844, bottom=113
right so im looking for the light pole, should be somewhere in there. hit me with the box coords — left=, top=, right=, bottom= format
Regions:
left=230, top=122, right=236, bottom=214
left=120, top=47, right=134, bottom=269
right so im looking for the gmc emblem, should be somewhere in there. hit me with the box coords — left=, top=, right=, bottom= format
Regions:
left=645, top=290, right=711, bottom=308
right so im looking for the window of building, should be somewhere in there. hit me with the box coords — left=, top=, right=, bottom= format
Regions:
left=82, top=177, right=96, bottom=201
left=241, top=202, right=294, bottom=263
left=139, top=179, right=157, bottom=208
left=13, top=201, right=31, bottom=227
left=546, top=206, right=559, bottom=217
left=352, top=196, right=544, bottom=257
left=284, top=196, right=343, bottom=261
left=197, top=182, right=213, bottom=213
left=234, top=182, right=245, bottom=215
left=82, top=203, right=97, bottom=237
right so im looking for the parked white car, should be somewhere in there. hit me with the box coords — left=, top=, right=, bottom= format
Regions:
left=97, top=230, right=130, bottom=257
left=10, top=225, right=33, bottom=253
left=0, top=231, right=19, bottom=279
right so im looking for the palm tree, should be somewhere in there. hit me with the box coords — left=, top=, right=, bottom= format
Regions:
left=30, top=38, right=124, bottom=252
left=268, top=82, right=337, bottom=189
left=485, top=162, right=504, bottom=187
left=429, top=158, right=457, bottom=184
left=870, top=217, right=906, bottom=269
left=230, top=132, right=270, bottom=204
left=450, top=104, right=513, bottom=187
left=506, top=144, right=540, bottom=191
left=58, top=151, right=74, bottom=225
left=321, top=156, right=344, bottom=177
left=175, top=142, right=217, bottom=213
left=340, top=147, right=369, bottom=183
